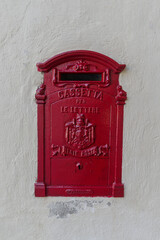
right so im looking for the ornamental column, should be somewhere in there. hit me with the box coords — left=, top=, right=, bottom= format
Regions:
left=35, top=83, right=46, bottom=197
left=112, top=85, right=127, bottom=197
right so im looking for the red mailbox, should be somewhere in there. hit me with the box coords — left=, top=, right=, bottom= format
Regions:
left=35, top=50, right=127, bottom=197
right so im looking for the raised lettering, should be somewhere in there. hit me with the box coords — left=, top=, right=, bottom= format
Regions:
left=96, top=91, right=103, bottom=101
left=58, top=91, right=64, bottom=99
left=60, top=106, right=100, bottom=114
left=58, top=88, right=103, bottom=101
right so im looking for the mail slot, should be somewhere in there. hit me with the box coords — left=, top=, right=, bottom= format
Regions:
left=35, top=50, right=127, bottom=197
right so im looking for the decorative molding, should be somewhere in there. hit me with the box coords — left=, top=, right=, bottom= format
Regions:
left=66, top=189, right=93, bottom=195
left=52, top=81, right=91, bottom=88
left=98, top=69, right=110, bottom=88
left=115, top=85, right=127, bottom=105
left=66, top=60, right=90, bottom=71
left=51, top=144, right=109, bottom=158
left=112, top=183, right=124, bottom=197
left=35, top=182, right=46, bottom=197
left=52, top=68, right=111, bottom=89
left=36, top=50, right=126, bottom=73
left=35, top=83, right=46, bottom=103
left=52, top=68, right=57, bottom=84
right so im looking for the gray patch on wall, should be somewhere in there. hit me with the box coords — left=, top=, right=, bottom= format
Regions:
left=48, top=200, right=111, bottom=219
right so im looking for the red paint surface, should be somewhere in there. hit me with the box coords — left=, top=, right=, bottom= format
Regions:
left=35, top=50, right=127, bottom=197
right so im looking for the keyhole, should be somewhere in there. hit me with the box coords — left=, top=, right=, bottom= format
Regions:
left=76, top=162, right=83, bottom=170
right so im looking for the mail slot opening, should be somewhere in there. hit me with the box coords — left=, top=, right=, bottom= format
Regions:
left=60, top=73, right=102, bottom=81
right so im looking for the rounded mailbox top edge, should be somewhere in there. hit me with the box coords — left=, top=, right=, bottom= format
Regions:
left=36, top=50, right=126, bottom=73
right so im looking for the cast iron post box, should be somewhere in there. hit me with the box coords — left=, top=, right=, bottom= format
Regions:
left=35, top=50, right=127, bottom=197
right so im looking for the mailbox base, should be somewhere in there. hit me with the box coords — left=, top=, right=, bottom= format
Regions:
left=47, top=186, right=112, bottom=197
left=35, top=182, right=46, bottom=197
left=34, top=185, right=124, bottom=197
left=112, top=183, right=124, bottom=197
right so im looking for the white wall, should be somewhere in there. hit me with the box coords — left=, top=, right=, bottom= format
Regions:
left=1, top=0, right=160, bottom=239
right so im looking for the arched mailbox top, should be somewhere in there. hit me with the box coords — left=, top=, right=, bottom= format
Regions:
left=36, top=50, right=126, bottom=92
left=36, top=50, right=126, bottom=73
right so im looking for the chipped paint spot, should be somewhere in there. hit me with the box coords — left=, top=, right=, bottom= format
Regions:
left=48, top=199, right=110, bottom=218
left=48, top=202, right=77, bottom=218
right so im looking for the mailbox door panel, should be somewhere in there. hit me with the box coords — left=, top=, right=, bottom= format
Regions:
left=51, top=157, right=108, bottom=186
left=46, top=90, right=116, bottom=189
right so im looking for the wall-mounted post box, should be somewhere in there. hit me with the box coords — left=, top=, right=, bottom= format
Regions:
left=35, top=50, right=127, bottom=197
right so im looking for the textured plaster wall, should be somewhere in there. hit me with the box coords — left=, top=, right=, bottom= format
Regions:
left=0, top=0, right=160, bottom=240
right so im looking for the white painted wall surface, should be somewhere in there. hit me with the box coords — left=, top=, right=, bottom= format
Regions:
left=0, top=0, right=160, bottom=239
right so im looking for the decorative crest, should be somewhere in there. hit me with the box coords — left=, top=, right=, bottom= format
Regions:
left=65, top=114, right=95, bottom=150
left=73, top=60, right=89, bottom=71
left=115, top=85, right=127, bottom=105
left=35, top=83, right=46, bottom=102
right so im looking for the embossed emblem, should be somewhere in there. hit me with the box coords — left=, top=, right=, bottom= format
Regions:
left=73, top=60, right=89, bottom=71
left=51, top=114, right=109, bottom=157
left=65, top=114, right=95, bottom=150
